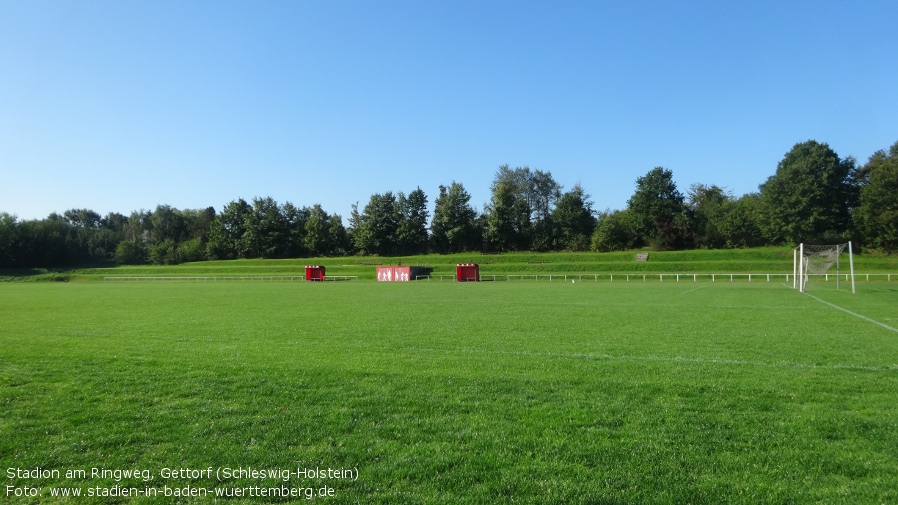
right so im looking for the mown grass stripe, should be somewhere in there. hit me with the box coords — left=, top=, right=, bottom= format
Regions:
left=399, top=345, right=898, bottom=371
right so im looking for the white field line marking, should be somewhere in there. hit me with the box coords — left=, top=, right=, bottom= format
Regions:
left=680, top=286, right=707, bottom=295
left=401, top=346, right=898, bottom=372
left=803, top=293, right=898, bottom=334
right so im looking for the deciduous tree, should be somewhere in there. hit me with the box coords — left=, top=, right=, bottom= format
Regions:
left=688, top=184, right=731, bottom=249
left=627, top=167, right=689, bottom=249
left=485, top=180, right=531, bottom=251
left=208, top=198, right=252, bottom=259
left=855, top=141, right=898, bottom=252
left=759, top=140, right=858, bottom=244
left=395, top=188, right=429, bottom=255
left=304, top=204, right=343, bottom=256
left=551, top=184, right=595, bottom=251
left=718, top=193, right=764, bottom=248
left=489, top=165, right=561, bottom=250
left=244, top=197, right=290, bottom=258
left=591, top=209, right=638, bottom=252
left=352, top=192, right=399, bottom=255
left=430, top=182, right=479, bottom=253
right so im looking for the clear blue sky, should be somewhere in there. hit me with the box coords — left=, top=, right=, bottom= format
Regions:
left=2, top=0, right=896, bottom=223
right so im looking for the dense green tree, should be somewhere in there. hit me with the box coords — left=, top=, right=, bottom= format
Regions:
left=688, top=184, right=731, bottom=249
left=327, top=214, right=350, bottom=256
left=149, top=239, right=178, bottom=265
left=122, top=210, right=152, bottom=243
left=244, top=197, right=291, bottom=258
left=63, top=208, right=102, bottom=229
left=529, top=170, right=563, bottom=222
left=395, top=188, right=429, bottom=255
left=55, top=209, right=93, bottom=262
left=0, top=199, right=325, bottom=266
left=109, top=210, right=153, bottom=264
left=206, top=198, right=343, bottom=260
left=718, top=193, right=764, bottom=248
left=95, top=212, right=128, bottom=260
left=101, top=212, right=128, bottom=232
left=551, top=184, right=596, bottom=251
left=489, top=165, right=561, bottom=250
left=208, top=199, right=252, bottom=259
left=177, top=237, right=207, bottom=263
left=15, top=216, right=72, bottom=267
left=627, top=167, right=690, bottom=249
left=149, top=204, right=187, bottom=245
left=347, top=203, right=362, bottom=254
left=114, top=239, right=149, bottom=265
left=181, top=207, right=216, bottom=242
left=8, top=140, right=898, bottom=265
left=430, top=182, right=479, bottom=253
left=281, top=202, right=309, bottom=258
left=759, top=140, right=858, bottom=244
left=487, top=167, right=533, bottom=250
left=485, top=180, right=531, bottom=251
left=591, top=209, right=638, bottom=252
left=529, top=170, right=563, bottom=250
left=0, top=213, right=19, bottom=267
left=15, top=208, right=115, bottom=264
left=352, top=192, right=400, bottom=255
left=88, top=227, right=123, bottom=261
left=492, top=165, right=562, bottom=221
left=855, top=141, right=898, bottom=252
left=125, top=205, right=217, bottom=264
left=304, top=204, right=336, bottom=256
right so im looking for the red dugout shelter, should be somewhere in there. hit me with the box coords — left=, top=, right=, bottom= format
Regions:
left=456, top=263, right=479, bottom=282
left=305, top=265, right=325, bottom=282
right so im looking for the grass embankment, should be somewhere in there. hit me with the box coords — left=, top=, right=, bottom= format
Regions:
left=15, top=247, right=896, bottom=282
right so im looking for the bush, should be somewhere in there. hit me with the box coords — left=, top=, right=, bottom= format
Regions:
left=114, top=240, right=149, bottom=265
left=177, top=237, right=207, bottom=263
left=149, top=240, right=177, bottom=265
left=591, top=210, right=638, bottom=252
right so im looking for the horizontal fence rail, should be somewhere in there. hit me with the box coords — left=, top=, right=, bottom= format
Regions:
left=103, top=275, right=358, bottom=282
left=417, top=274, right=458, bottom=281
left=479, top=273, right=895, bottom=283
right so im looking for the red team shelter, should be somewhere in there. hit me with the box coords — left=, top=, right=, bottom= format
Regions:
left=456, top=263, right=479, bottom=282
left=305, top=265, right=325, bottom=281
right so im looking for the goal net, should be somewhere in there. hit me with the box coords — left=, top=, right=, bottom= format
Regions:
left=793, top=242, right=855, bottom=293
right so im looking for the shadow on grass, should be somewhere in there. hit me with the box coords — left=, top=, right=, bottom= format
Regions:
left=0, top=268, right=71, bottom=282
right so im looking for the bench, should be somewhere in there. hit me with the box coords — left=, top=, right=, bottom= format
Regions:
left=635, top=253, right=649, bottom=262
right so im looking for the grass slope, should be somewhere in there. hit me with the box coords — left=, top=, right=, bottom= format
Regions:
left=2, top=281, right=898, bottom=503
left=30, top=247, right=898, bottom=282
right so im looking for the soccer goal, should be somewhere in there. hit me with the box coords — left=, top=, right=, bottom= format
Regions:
left=793, top=242, right=855, bottom=293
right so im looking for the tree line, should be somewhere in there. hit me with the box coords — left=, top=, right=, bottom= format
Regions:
left=2, top=139, right=897, bottom=268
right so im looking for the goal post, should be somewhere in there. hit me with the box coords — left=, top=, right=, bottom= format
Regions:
left=793, top=242, right=855, bottom=293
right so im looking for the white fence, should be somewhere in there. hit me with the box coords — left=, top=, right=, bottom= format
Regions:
left=103, top=273, right=894, bottom=283
left=463, top=273, right=895, bottom=283
left=417, top=274, right=457, bottom=281
left=103, top=275, right=358, bottom=282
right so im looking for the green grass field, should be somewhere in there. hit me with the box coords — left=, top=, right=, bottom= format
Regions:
left=2, top=279, right=898, bottom=503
